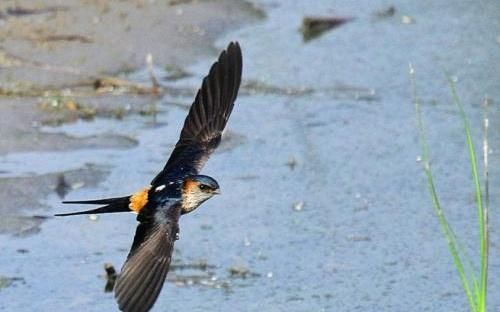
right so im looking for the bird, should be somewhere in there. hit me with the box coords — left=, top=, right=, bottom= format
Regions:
left=55, top=42, right=242, bottom=312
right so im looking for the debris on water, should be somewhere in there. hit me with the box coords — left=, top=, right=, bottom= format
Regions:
left=103, top=263, right=117, bottom=293
left=286, top=156, right=297, bottom=170
left=34, top=34, right=93, bottom=44
left=0, top=84, right=52, bottom=98
left=139, top=105, right=159, bottom=117
left=292, top=201, right=304, bottom=212
left=401, top=15, right=415, bottom=24
left=243, top=79, right=313, bottom=96
left=55, top=174, right=71, bottom=199
left=228, top=266, right=261, bottom=279
left=199, top=278, right=231, bottom=290
left=168, top=0, right=197, bottom=6
left=88, top=214, right=98, bottom=221
left=0, top=276, right=25, bottom=289
left=16, top=249, right=29, bottom=254
left=373, top=6, right=396, bottom=20
left=170, top=260, right=215, bottom=271
left=242, top=79, right=379, bottom=102
left=169, top=272, right=221, bottom=288
left=1, top=5, right=67, bottom=18
left=167, top=259, right=252, bottom=289
left=354, top=89, right=379, bottom=102
left=287, top=295, right=305, bottom=302
left=347, top=235, right=371, bottom=242
left=93, top=76, right=160, bottom=95
left=301, top=15, right=355, bottom=42
left=244, top=236, right=251, bottom=246
left=384, top=261, right=398, bottom=266
left=228, top=266, right=248, bottom=277
left=200, top=224, right=213, bottom=230
left=39, top=96, right=97, bottom=121
left=331, top=83, right=380, bottom=102
left=266, top=272, right=273, bottom=278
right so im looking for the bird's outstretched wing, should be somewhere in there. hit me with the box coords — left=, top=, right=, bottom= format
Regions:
left=151, top=42, right=242, bottom=186
left=114, top=205, right=181, bottom=312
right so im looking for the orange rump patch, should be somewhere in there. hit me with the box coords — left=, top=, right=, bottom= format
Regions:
left=129, top=186, right=151, bottom=213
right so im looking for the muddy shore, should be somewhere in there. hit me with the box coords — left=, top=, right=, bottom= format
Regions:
left=0, top=0, right=263, bottom=234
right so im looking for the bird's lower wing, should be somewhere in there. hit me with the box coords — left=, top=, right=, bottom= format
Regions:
left=114, top=212, right=180, bottom=312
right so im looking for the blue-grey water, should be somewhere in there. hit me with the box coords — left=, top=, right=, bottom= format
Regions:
left=1, top=0, right=499, bottom=311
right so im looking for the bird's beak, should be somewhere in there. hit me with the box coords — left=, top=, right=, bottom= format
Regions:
left=213, top=189, right=221, bottom=195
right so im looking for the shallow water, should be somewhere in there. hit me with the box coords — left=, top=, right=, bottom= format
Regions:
left=1, top=0, right=499, bottom=311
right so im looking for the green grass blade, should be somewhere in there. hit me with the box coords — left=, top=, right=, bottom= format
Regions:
left=481, top=98, right=490, bottom=312
left=449, top=226, right=480, bottom=300
left=425, top=168, right=478, bottom=311
left=446, top=76, right=488, bottom=311
left=410, top=65, right=478, bottom=311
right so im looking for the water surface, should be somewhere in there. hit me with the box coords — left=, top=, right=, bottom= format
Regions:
left=1, top=0, right=499, bottom=311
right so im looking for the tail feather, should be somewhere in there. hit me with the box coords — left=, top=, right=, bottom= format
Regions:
left=55, top=196, right=130, bottom=217
left=62, top=196, right=128, bottom=205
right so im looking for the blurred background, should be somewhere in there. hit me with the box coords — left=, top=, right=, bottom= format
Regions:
left=0, top=0, right=498, bottom=311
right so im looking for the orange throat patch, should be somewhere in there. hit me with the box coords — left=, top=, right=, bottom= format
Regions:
left=129, top=186, right=151, bottom=213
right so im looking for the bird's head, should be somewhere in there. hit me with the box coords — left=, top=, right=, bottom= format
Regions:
left=181, top=175, right=220, bottom=214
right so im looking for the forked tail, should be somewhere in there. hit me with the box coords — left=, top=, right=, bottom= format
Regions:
left=55, top=196, right=131, bottom=216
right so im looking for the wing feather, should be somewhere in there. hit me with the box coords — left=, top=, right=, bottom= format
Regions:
left=151, top=42, right=242, bottom=185
left=114, top=206, right=180, bottom=312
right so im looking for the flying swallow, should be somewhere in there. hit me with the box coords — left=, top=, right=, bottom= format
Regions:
left=56, top=42, right=242, bottom=312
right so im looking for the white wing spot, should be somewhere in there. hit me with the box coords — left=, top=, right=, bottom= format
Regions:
left=155, top=185, right=166, bottom=192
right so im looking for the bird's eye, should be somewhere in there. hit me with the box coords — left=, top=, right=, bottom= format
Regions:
left=199, top=184, right=208, bottom=191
